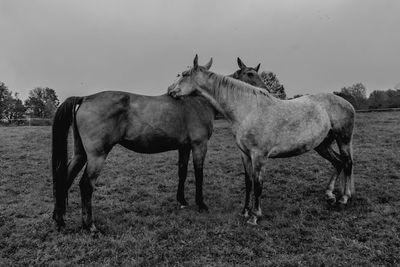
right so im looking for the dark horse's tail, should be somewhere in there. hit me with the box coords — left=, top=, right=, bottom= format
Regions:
left=52, top=96, right=83, bottom=226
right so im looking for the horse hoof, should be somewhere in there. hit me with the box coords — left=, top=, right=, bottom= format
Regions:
left=246, top=216, right=258, bottom=226
left=178, top=199, right=189, bottom=207
left=89, top=226, right=100, bottom=237
left=338, top=196, right=349, bottom=205
left=90, top=224, right=98, bottom=233
left=326, top=196, right=336, bottom=206
left=55, top=223, right=65, bottom=232
left=54, top=219, right=66, bottom=232
left=53, top=211, right=66, bottom=231
left=198, top=203, right=209, bottom=213
left=238, top=209, right=250, bottom=218
left=335, top=202, right=346, bottom=211
left=82, top=222, right=98, bottom=233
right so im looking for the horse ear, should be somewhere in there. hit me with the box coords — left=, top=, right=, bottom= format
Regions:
left=204, top=58, right=213, bottom=70
left=193, top=54, right=199, bottom=69
left=237, top=57, right=246, bottom=69
left=255, top=63, right=260, bottom=72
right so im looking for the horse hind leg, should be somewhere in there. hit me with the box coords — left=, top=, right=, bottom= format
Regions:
left=315, top=137, right=343, bottom=204
left=336, top=138, right=354, bottom=205
left=66, top=128, right=87, bottom=190
left=79, top=154, right=106, bottom=233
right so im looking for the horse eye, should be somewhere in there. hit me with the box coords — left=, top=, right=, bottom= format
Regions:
left=247, top=73, right=254, bottom=77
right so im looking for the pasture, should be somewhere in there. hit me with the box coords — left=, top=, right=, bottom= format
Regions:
left=1, top=111, right=399, bottom=266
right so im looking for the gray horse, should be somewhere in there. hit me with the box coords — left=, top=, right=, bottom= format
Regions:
left=168, top=55, right=355, bottom=225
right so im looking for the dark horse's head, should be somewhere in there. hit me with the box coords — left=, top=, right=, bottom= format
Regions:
left=229, top=57, right=268, bottom=89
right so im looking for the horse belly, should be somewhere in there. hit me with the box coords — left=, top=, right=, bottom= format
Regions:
left=269, top=143, right=315, bottom=158
left=119, top=135, right=182, bottom=154
left=121, top=114, right=188, bottom=153
left=269, top=120, right=330, bottom=158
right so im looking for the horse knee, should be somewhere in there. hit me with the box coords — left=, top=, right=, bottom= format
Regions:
left=343, top=157, right=353, bottom=175
left=79, top=177, right=94, bottom=195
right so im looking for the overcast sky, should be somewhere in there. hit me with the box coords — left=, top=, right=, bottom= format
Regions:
left=1, top=0, right=399, bottom=101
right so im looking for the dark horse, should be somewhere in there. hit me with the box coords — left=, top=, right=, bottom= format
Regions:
left=52, top=72, right=215, bottom=231
left=229, top=57, right=269, bottom=89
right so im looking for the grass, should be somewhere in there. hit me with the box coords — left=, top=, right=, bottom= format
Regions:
left=1, top=111, right=399, bottom=266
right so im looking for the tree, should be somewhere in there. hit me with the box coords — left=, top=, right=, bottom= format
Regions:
left=368, top=89, right=400, bottom=109
left=25, top=87, right=59, bottom=118
left=260, top=71, right=287, bottom=99
left=6, top=93, right=26, bottom=120
left=368, top=90, right=388, bottom=109
left=334, top=91, right=357, bottom=108
left=385, top=89, right=400, bottom=108
left=336, top=83, right=368, bottom=110
left=0, top=82, right=15, bottom=120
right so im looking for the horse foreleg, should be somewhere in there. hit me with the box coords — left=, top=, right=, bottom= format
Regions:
left=239, top=152, right=252, bottom=218
left=177, top=146, right=191, bottom=208
left=192, top=142, right=208, bottom=212
left=247, top=152, right=264, bottom=225
left=79, top=155, right=105, bottom=233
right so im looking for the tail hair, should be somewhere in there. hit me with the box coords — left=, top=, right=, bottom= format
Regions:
left=52, top=96, right=83, bottom=218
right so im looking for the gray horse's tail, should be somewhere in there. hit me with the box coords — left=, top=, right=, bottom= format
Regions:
left=52, top=96, right=83, bottom=225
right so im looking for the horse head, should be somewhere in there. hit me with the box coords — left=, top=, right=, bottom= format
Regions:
left=168, top=55, right=213, bottom=98
left=230, top=57, right=267, bottom=89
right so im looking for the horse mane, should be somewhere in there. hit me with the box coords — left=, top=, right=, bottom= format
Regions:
left=208, top=72, right=275, bottom=102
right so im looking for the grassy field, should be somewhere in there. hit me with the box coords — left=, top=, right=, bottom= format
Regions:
left=1, top=111, right=399, bottom=266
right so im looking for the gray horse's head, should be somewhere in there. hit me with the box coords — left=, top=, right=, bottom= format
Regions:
left=168, top=55, right=213, bottom=98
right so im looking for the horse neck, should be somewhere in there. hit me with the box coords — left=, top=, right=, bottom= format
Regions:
left=200, top=72, right=277, bottom=124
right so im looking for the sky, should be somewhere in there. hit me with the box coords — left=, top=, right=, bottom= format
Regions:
left=0, top=0, right=399, bottom=101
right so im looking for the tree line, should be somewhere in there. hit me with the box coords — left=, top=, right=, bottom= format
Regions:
left=1, top=76, right=399, bottom=125
left=0, top=81, right=59, bottom=124
left=290, top=82, right=400, bottom=110
left=258, top=72, right=400, bottom=111
left=334, top=83, right=400, bottom=110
